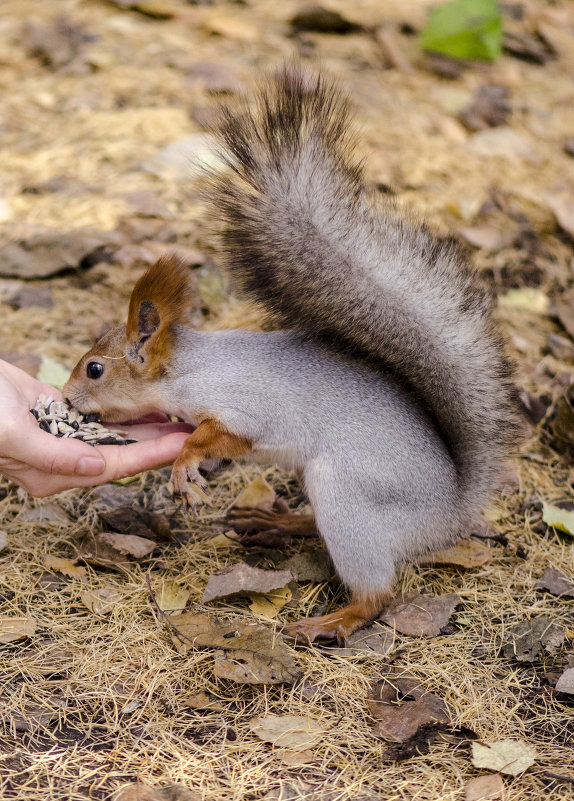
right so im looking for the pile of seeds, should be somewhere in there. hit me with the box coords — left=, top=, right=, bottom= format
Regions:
left=31, top=394, right=136, bottom=446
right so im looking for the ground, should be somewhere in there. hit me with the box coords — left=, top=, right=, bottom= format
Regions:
left=0, top=1, right=574, bottom=800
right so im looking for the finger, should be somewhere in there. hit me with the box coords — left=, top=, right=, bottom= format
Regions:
left=9, top=421, right=107, bottom=477
left=91, top=432, right=189, bottom=482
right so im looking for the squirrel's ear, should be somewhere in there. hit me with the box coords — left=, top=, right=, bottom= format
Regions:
left=126, top=256, right=196, bottom=371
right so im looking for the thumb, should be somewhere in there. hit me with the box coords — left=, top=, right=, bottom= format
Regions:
left=13, top=424, right=106, bottom=477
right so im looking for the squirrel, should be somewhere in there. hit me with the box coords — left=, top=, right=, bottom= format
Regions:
left=64, top=65, right=519, bottom=643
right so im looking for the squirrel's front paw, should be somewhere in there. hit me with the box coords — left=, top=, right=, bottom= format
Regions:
left=171, top=463, right=209, bottom=513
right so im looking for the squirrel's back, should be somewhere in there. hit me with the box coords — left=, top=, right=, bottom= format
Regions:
left=209, top=65, right=519, bottom=523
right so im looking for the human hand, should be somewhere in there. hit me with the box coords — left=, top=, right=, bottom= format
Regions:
left=0, top=358, right=191, bottom=497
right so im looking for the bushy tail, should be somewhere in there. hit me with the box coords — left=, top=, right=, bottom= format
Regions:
left=209, top=65, right=519, bottom=516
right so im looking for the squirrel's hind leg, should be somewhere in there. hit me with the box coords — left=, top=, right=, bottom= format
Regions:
left=282, top=592, right=390, bottom=644
left=226, top=499, right=318, bottom=547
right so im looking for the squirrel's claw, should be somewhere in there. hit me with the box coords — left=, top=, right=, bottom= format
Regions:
left=171, top=463, right=208, bottom=513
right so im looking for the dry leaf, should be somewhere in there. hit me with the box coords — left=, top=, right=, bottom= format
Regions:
left=459, top=226, right=510, bottom=250
left=81, top=585, right=121, bottom=615
left=199, top=9, right=259, bottom=42
left=249, top=586, right=292, bottom=619
left=325, top=623, right=394, bottom=657
left=44, top=555, right=87, bottom=581
left=202, top=562, right=291, bottom=603
left=534, top=567, right=574, bottom=598
left=547, top=196, right=574, bottom=239
left=207, top=529, right=240, bottom=547
left=277, top=551, right=334, bottom=583
left=249, top=714, right=323, bottom=751
left=502, top=616, right=565, bottom=662
left=114, top=784, right=200, bottom=801
left=19, top=503, right=70, bottom=524
left=182, top=691, right=224, bottom=712
left=542, top=502, right=574, bottom=537
left=157, top=580, right=190, bottom=613
left=167, top=612, right=300, bottom=684
left=421, top=538, right=492, bottom=568
left=555, top=667, right=574, bottom=695
left=0, top=616, right=37, bottom=644
left=233, top=476, right=276, bottom=510
left=100, top=505, right=171, bottom=541
left=465, top=773, right=505, bottom=801
left=98, top=531, right=157, bottom=559
left=278, top=749, right=315, bottom=766
left=12, top=696, right=66, bottom=732
left=0, top=530, right=7, bottom=552
left=471, top=739, right=536, bottom=776
left=379, top=592, right=460, bottom=637
left=368, top=676, right=450, bottom=742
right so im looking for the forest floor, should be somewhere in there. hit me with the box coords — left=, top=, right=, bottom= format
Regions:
left=0, top=1, right=573, bottom=800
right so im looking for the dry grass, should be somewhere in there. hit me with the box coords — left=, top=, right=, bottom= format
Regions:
left=1, top=0, right=574, bottom=798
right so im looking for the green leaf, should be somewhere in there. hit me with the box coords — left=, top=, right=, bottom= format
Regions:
left=37, top=356, right=70, bottom=390
left=542, top=502, right=574, bottom=538
left=420, top=0, right=502, bottom=62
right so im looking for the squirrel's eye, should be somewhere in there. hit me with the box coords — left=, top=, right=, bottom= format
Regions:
left=86, top=361, right=104, bottom=379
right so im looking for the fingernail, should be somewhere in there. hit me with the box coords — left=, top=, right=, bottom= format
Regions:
left=75, top=455, right=106, bottom=476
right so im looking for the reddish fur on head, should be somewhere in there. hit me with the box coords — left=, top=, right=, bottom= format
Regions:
left=63, top=255, right=197, bottom=421
left=126, top=255, right=197, bottom=377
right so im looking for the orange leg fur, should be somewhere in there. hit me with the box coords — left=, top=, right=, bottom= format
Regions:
left=282, top=592, right=391, bottom=645
left=172, top=418, right=251, bottom=511
left=226, top=501, right=318, bottom=547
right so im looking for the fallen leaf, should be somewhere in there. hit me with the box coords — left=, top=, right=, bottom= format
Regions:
left=0, top=227, right=122, bottom=279
left=89, top=484, right=142, bottom=511
left=290, top=5, right=361, bottom=34
left=503, top=30, right=557, bottom=64
left=6, top=285, right=53, bottom=309
left=12, top=696, right=66, bottom=732
left=185, top=61, right=244, bottom=94
left=19, top=503, right=70, bottom=524
left=420, top=0, right=502, bottom=61
left=547, top=196, right=574, bottom=239
left=421, top=538, right=492, bottom=568
left=100, top=505, right=171, bottom=541
left=249, top=714, right=324, bottom=751
left=324, top=623, right=394, bottom=657
left=199, top=9, right=259, bottom=41
left=98, top=531, right=157, bottom=559
left=157, top=580, right=190, bottom=613
left=44, top=555, right=87, bottom=581
left=379, top=592, right=460, bottom=637
left=277, top=551, right=334, bottom=583
left=278, top=749, right=315, bottom=766
left=458, top=85, right=510, bottom=131
left=207, top=529, right=240, bottom=547
left=459, top=226, right=510, bottom=250
left=249, top=585, right=292, bottom=619
left=0, top=530, right=7, bottom=552
left=167, top=613, right=300, bottom=684
left=233, top=476, right=276, bottom=511
left=555, top=668, right=574, bottom=695
left=0, top=616, right=37, bottom=644
left=368, top=675, right=450, bottom=742
left=471, top=739, right=536, bottom=776
left=114, top=784, right=200, bottom=801
left=182, top=691, right=225, bottom=712
left=202, top=562, right=291, bottom=603
left=81, top=585, right=121, bottom=615
left=498, top=287, right=549, bottom=314
left=465, top=773, right=505, bottom=801
left=534, top=567, right=574, bottom=598
left=502, top=616, right=565, bottom=662
left=542, top=502, right=574, bottom=537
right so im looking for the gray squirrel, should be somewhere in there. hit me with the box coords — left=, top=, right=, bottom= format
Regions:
left=64, top=65, right=519, bottom=642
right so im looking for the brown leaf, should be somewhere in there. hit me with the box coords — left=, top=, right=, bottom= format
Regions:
left=157, top=580, right=190, bottom=613
left=233, top=476, right=276, bottom=511
left=44, top=555, right=87, bottom=582
left=379, top=592, right=460, bottom=637
left=555, top=667, right=574, bottom=695
left=324, top=624, right=394, bottom=657
left=471, top=739, right=536, bottom=776
left=12, top=696, right=66, bottom=732
left=0, top=616, right=37, bottom=644
left=114, top=785, right=200, bottom=801
left=459, top=226, right=511, bottom=250
left=465, top=773, right=505, bottom=801
left=185, top=61, right=245, bottom=94
left=368, top=675, right=450, bottom=742
left=249, top=714, right=324, bottom=750
left=97, top=531, right=157, bottom=559
left=167, top=613, right=300, bottom=684
left=277, top=551, right=334, bottom=583
left=19, top=503, right=70, bottom=524
left=421, top=538, right=492, bottom=568
left=548, top=196, right=574, bottom=240
left=459, top=85, right=510, bottom=132
left=182, top=691, right=225, bottom=712
left=534, top=567, right=574, bottom=598
left=501, top=616, right=565, bottom=662
left=503, top=30, right=557, bottom=64
left=99, top=505, right=171, bottom=541
left=290, top=6, right=361, bottom=34
left=6, top=285, right=53, bottom=309
left=202, top=563, right=291, bottom=603
left=81, top=585, right=121, bottom=615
